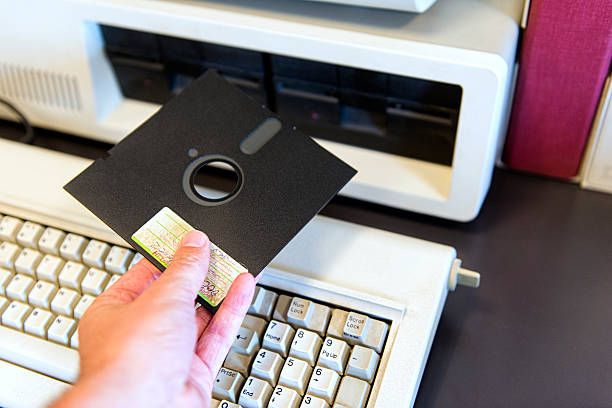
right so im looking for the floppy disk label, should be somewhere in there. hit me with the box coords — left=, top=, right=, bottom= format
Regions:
left=131, top=207, right=247, bottom=307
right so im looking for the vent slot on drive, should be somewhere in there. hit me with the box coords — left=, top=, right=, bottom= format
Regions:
left=0, top=63, right=82, bottom=112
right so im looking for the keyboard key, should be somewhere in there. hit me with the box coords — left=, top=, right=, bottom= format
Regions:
left=23, top=308, right=54, bottom=338
left=28, top=280, right=58, bottom=309
left=47, top=315, right=77, bottom=345
left=238, top=376, right=273, bottom=408
left=0, top=242, right=20, bottom=270
left=0, top=323, right=79, bottom=383
left=38, top=227, right=66, bottom=255
left=334, top=376, right=370, bottom=408
left=5, top=274, right=35, bottom=302
left=251, top=348, right=284, bottom=385
left=14, top=248, right=42, bottom=276
left=70, top=328, right=79, bottom=349
left=304, top=302, right=330, bottom=337
left=287, top=297, right=313, bottom=327
left=273, top=295, right=292, bottom=323
left=58, top=262, right=86, bottom=291
left=342, top=312, right=369, bottom=343
left=262, top=320, right=294, bottom=357
left=216, top=401, right=241, bottom=408
left=104, top=274, right=121, bottom=291
left=213, top=367, right=244, bottom=403
left=50, top=288, right=79, bottom=317
left=307, top=366, right=340, bottom=404
left=81, top=268, right=109, bottom=295
left=0, top=268, right=13, bottom=295
left=104, top=246, right=133, bottom=274
left=290, top=329, right=323, bottom=366
left=36, top=255, right=64, bottom=283
left=231, top=326, right=260, bottom=356
left=224, top=350, right=255, bottom=376
left=128, top=252, right=144, bottom=270
left=318, top=337, right=350, bottom=374
left=327, top=310, right=388, bottom=353
left=278, top=357, right=312, bottom=395
left=0, top=216, right=23, bottom=242
left=300, top=394, right=329, bottom=408
left=16, top=222, right=44, bottom=249
left=2, top=300, right=32, bottom=330
left=242, top=314, right=268, bottom=339
left=345, top=345, right=379, bottom=383
left=82, top=240, right=110, bottom=268
left=268, top=385, right=300, bottom=408
left=248, top=286, right=277, bottom=319
left=0, top=296, right=8, bottom=314
left=74, top=294, right=95, bottom=319
left=59, top=233, right=88, bottom=262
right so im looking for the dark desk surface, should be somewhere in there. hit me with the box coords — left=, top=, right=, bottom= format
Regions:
left=2, top=122, right=612, bottom=407
left=323, top=170, right=612, bottom=408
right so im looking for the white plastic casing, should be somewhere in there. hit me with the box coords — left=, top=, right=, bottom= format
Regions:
left=303, top=0, right=437, bottom=13
left=0, top=0, right=522, bottom=221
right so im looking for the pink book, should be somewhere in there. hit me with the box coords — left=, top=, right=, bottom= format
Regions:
left=503, top=0, right=612, bottom=178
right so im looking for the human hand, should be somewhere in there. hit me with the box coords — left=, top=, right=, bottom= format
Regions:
left=52, top=230, right=255, bottom=408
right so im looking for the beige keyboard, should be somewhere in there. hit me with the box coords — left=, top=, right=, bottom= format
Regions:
left=0, top=215, right=142, bottom=348
left=0, top=212, right=389, bottom=408
left=215, top=285, right=388, bottom=408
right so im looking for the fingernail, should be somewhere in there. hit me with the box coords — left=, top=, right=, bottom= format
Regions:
left=181, top=230, right=208, bottom=247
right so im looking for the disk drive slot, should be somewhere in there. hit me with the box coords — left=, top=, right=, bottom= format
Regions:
left=99, top=24, right=461, bottom=166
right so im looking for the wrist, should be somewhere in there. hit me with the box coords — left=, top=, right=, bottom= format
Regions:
left=51, top=372, right=116, bottom=408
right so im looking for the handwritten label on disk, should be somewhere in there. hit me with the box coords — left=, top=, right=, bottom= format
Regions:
left=131, top=207, right=247, bottom=307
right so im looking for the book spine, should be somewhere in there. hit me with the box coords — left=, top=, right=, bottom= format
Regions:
left=503, top=0, right=612, bottom=179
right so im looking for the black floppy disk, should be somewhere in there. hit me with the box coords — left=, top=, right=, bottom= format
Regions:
left=64, top=71, right=356, bottom=312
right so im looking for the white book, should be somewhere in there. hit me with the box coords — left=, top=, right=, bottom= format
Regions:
left=581, top=74, right=612, bottom=194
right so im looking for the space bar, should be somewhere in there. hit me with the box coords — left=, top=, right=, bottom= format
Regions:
left=0, top=326, right=79, bottom=383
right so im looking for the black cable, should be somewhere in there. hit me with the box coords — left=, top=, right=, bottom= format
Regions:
left=0, top=97, right=34, bottom=144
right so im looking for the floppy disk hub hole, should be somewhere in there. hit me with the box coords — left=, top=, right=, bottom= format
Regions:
left=185, top=158, right=242, bottom=205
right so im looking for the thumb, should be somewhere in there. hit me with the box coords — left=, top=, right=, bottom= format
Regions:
left=144, top=230, right=210, bottom=306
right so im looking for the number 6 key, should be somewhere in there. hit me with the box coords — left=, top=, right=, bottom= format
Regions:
left=306, top=366, right=340, bottom=404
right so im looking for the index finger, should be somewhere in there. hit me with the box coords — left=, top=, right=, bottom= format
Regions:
left=194, top=273, right=255, bottom=373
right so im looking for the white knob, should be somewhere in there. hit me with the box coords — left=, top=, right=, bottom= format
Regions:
left=448, top=259, right=480, bottom=291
